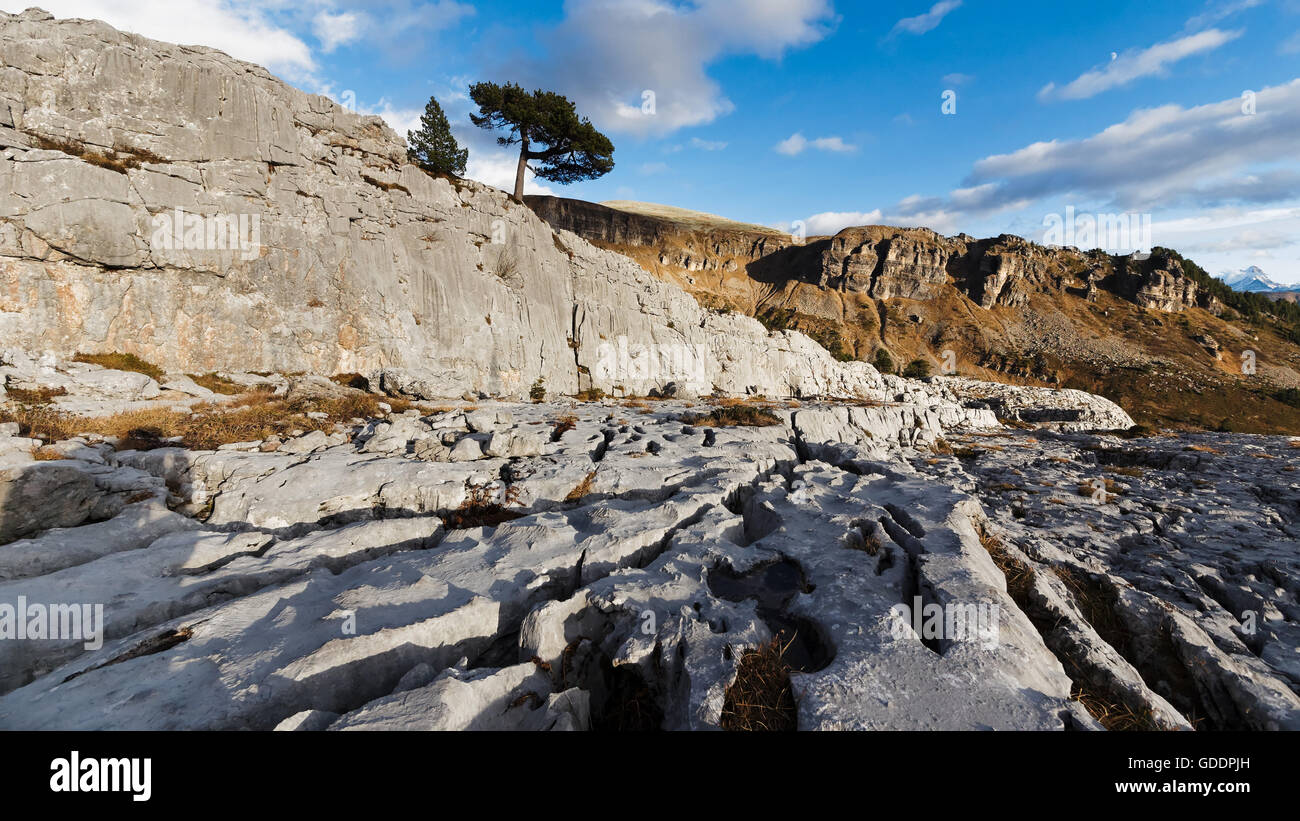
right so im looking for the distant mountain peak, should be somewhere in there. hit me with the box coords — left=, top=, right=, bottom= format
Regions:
left=1219, top=266, right=1286, bottom=293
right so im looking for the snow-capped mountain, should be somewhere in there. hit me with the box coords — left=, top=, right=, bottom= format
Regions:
left=1219, top=266, right=1289, bottom=293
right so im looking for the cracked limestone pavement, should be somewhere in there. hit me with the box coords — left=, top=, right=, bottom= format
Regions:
left=2, top=393, right=1294, bottom=731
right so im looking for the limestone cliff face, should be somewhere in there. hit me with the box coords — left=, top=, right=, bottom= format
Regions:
left=0, top=9, right=887, bottom=401
left=818, top=227, right=963, bottom=301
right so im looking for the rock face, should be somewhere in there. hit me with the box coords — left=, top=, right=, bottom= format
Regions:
left=0, top=9, right=890, bottom=402
left=1111, top=256, right=1200, bottom=313
left=818, top=227, right=961, bottom=301
left=0, top=401, right=1295, bottom=731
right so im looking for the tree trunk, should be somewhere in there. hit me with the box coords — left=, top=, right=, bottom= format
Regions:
left=513, top=138, right=529, bottom=203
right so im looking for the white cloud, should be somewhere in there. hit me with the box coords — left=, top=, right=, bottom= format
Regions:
left=800, top=210, right=883, bottom=235
left=1184, top=0, right=1263, bottom=31
left=1039, top=28, right=1242, bottom=101
left=942, top=72, right=974, bottom=85
left=1283, top=30, right=1300, bottom=54
left=6, top=0, right=319, bottom=80
left=690, top=137, right=728, bottom=151
left=313, top=10, right=364, bottom=53
left=848, top=79, right=1300, bottom=268
left=775, top=133, right=857, bottom=155
left=890, top=1, right=962, bottom=36
left=492, top=0, right=837, bottom=137
left=638, top=162, right=670, bottom=176
left=965, top=79, right=1300, bottom=213
left=464, top=150, right=557, bottom=197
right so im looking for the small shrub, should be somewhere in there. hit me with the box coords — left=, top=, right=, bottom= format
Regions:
left=1273, top=387, right=1300, bottom=408
left=575, top=388, right=607, bottom=402
left=529, top=378, right=546, bottom=402
left=872, top=348, right=896, bottom=375
left=902, top=358, right=932, bottom=379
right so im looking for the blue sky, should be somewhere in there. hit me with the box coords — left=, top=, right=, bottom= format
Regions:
left=12, top=0, right=1300, bottom=283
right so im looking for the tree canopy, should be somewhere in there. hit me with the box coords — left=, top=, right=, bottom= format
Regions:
left=469, top=82, right=614, bottom=201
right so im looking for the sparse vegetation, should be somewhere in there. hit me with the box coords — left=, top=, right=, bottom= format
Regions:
left=902, top=358, right=932, bottom=379
left=189, top=372, right=244, bottom=395
left=681, top=405, right=782, bottom=428
left=529, top=378, right=547, bottom=402
left=575, top=388, right=607, bottom=402
left=72, top=351, right=165, bottom=382
left=0, top=389, right=417, bottom=451
left=361, top=174, right=410, bottom=195
left=30, top=135, right=166, bottom=174
left=3, top=385, right=68, bottom=405
left=719, top=637, right=797, bottom=732
left=564, top=471, right=597, bottom=502
left=872, top=348, right=896, bottom=375
left=551, top=413, right=578, bottom=438
left=443, top=480, right=524, bottom=530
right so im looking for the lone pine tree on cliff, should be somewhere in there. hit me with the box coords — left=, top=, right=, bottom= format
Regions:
left=408, top=95, right=468, bottom=176
left=468, top=81, right=614, bottom=202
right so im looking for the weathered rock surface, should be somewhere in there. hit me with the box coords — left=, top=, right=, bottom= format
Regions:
left=0, top=398, right=1293, bottom=731
left=913, top=429, right=1300, bottom=730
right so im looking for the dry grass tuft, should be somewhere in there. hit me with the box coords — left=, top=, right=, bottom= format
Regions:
left=1071, top=686, right=1162, bottom=732
left=443, top=481, right=525, bottom=530
left=681, top=405, right=782, bottom=428
left=719, top=637, right=798, bottom=732
left=1105, top=465, right=1145, bottom=477
left=551, top=414, right=578, bottom=439
left=564, top=471, right=597, bottom=503
left=187, top=372, right=244, bottom=395
left=979, top=529, right=1035, bottom=602
left=2, top=389, right=417, bottom=451
left=72, top=351, right=165, bottom=382
left=4, top=385, right=68, bottom=405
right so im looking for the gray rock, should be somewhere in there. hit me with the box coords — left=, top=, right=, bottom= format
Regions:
left=0, top=463, right=99, bottom=544
left=449, top=437, right=484, bottom=462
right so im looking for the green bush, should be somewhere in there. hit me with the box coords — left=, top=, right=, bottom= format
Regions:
left=873, top=348, right=896, bottom=375
left=902, top=358, right=932, bottom=379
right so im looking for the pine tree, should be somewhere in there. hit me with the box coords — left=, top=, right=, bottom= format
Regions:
left=469, top=82, right=614, bottom=202
left=407, top=96, right=468, bottom=177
